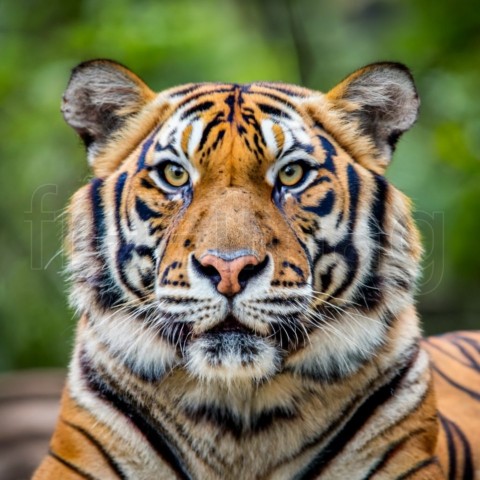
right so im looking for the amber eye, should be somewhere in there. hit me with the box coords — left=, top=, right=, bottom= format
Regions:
left=163, top=163, right=189, bottom=187
left=278, top=163, right=304, bottom=187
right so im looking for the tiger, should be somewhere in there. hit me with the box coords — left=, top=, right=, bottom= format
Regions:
left=33, top=59, right=480, bottom=479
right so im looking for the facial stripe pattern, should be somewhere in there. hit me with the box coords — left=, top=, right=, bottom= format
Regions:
left=34, top=60, right=479, bottom=480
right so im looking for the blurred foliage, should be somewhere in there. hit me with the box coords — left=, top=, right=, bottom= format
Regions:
left=0, top=0, right=479, bottom=371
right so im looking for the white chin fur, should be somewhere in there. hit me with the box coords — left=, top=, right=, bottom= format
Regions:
left=185, top=333, right=281, bottom=384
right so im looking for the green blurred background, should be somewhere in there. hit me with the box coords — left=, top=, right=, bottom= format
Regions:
left=1, top=0, right=479, bottom=372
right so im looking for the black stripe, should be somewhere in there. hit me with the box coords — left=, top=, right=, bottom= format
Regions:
left=61, top=418, right=127, bottom=480
left=438, top=413, right=457, bottom=480
left=303, top=190, right=335, bottom=217
left=114, top=172, right=128, bottom=240
left=136, top=128, right=160, bottom=172
left=257, top=103, right=291, bottom=119
left=253, top=90, right=298, bottom=111
left=135, top=197, right=162, bottom=221
left=169, top=83, right=205, bottom=97
left=294, top=351, right=417, bottom=480
left=449, top=417, right=474, bottom=479
left=80, top=356, right=191, bottom=480
left=212, top=129, right=225, bottom=149
left=90, top=178, right=124, bottom=309
left=369, top=174, right=388, bottom=248
left=396, top=457, right=438, bottom=479
left=114, top=172, right=144, bottom=299
left=453, top=336, right=480, bottom=369
left=351, top=173, right=389, bottom=310
left=363, top=428, right=427, bottom=480
left=181, top=100, right=214, bottom=119
left=91, top=178, right=106, bottom=245
left=256, top=82, right=308, bottom=98
left=327, top=163, right=360, bottom=300
left=423, top=338, right=475, bottom=370
left=198, top=112, right=224, bottom=151
left=48, top=449, right=96, bottom=479
left=431, top=364, right=480, bottom=401
left=176, top=87, right=234, bottom=109
left=315, top=132, right=337, bottom=174
left=455, top=334, right=480, bottom=353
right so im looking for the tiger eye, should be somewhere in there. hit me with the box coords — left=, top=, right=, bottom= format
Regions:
left=278, top=164, right=304, bottom=187
left=164, top=163, right=189, bottom=187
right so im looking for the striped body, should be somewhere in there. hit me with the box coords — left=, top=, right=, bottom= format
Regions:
left=34, top=61, right=479, bottom=479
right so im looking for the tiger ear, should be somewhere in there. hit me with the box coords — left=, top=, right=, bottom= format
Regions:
left=61, top=59, right=155, bottom=165
left=326, top=62, right=419, bottom=170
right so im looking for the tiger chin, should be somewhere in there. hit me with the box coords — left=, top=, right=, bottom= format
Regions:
left=34, top=60, right=479, bottom=479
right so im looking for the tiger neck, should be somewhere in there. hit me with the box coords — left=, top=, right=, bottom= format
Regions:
left=70, top=304, right=422, bottom=436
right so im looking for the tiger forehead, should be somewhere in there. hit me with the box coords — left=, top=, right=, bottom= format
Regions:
left=153, top=84, right=315, bottom=169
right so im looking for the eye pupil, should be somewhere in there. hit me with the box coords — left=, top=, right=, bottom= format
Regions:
left=284, top=166, right=296, bottom=177
left=172, top=167, right=182, bottom=178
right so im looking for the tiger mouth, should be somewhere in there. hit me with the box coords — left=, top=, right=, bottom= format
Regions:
left=206, top=315, right=256, bottom=335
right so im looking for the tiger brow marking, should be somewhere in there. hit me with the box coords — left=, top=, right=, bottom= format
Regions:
left=176, top=87, right=235, bottom=110
left=181, top=100, right=215, bottom=120
left=251, top=89, right=298, bottom=111
left=257, top=103, right=292, bottom=119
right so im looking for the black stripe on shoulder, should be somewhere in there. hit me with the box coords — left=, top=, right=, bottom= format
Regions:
left=431, top=364, right=480, bottom=401
left=363, top=428, right=427, bottom=480
left=80, top=355, right=192, bottom=480
left=293, top=349, right=418, bottom=480
left=395, top=457, right=439, bottom=480
left=61, top=418, right=127, bottom=480
left=423, top=338, right=475, bottom=370
left=448, top=416, right=474, bottom=479
left=452, top=335, right=480, bottom=369
left=438, top=413, right=457, bottom=479
left=48, top=449, right=97, bottom=480
left=455, top=334, right=480, bottom=353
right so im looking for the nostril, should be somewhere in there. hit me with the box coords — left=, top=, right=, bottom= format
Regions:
left=191, top=255, right=222, bottom=284
left=237, top=256, right=269, bottom=288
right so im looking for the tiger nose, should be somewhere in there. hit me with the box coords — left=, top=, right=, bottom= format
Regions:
left=193, top=253, right=268, bottom=297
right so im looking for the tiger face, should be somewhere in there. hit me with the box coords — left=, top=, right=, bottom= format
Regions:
left=64, top=60, right=421, bottom=386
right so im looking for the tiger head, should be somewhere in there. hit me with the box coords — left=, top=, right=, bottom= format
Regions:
left=64, top=60, right=421, bottom=386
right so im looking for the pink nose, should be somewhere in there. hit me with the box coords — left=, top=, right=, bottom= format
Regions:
left=199, top=254, right=260, bottom=296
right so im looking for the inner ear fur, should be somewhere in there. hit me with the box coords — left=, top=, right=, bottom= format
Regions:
left=326, top=62, right=419, bottom=171
left=61, top=59, right=155, bottom=165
